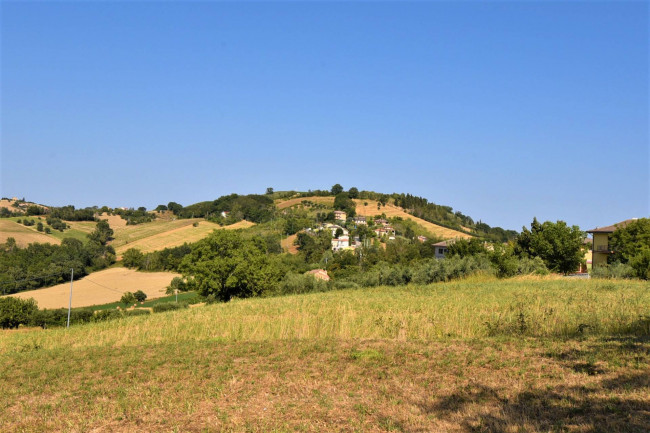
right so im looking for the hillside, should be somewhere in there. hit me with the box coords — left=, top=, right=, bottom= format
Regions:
left=10, top=267, right=179, bottom=309
left=1, top=277, right=648, bottom=432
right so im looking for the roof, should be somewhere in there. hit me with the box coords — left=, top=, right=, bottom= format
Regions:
left=586, top=219, right=637, bottom=234
left=432, top=240, right=448, bottom=247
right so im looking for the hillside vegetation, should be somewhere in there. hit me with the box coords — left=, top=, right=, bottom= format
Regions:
left=1, top=277, right=648, bottom=432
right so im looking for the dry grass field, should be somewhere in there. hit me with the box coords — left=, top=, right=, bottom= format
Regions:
left=353, top=199, right=472, bottom=240
left=276, top=196, right=335, bottom=209
left=281, top=233, right=299, bottom=254
left=0, top=219, right=61, bottom=246
left=9, top=268, right=179, bottom=309
left=0, top=277, right=648, bottom=432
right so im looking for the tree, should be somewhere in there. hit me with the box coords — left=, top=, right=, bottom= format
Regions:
left=609, top=218, right=650, bottom=279
left=155, top=204, right=168, bottom=211
left=120, top=292, right=136, bottom=306
left=88, top=220, right=113, bottom=245
left=331, top=184, right=343, bottom=195
left=266, top=187, right=274, bottom=195
left=333, top=193, right=356, bottom=217
left=515, top=218, right=585, bottom=274
left=447, top=238, right=485, bottom=258
left=133, top=290, right=147, bottom=302
left=122, top=248, right=144, bottom=269
left=180, top=230, right=283, bottom=301
left=167, top=202, right=183, bottom=215
left=36, top=222, right=44, bottom=232
left=348, top=187, right=359, bottom=199
left=0, top=297, right=38, bottom=329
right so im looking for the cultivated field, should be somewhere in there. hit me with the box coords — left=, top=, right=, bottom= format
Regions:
left=276, top=195, right=335, bottom=209
left=9, top=267, right=180, bottom=309
left=1, top=276, right=648, bottom=432
left=353, top=199, right=472, bottom=240
left=0, top=219, right=62, bottom=247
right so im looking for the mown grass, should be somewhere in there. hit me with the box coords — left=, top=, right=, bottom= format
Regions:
left=1, top=276, right=648, bottom=432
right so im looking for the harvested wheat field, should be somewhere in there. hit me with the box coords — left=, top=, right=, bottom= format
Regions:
left=113, top=220, right=255, bottom=256
left=354, top=199, right=472, bottom=240
left=9, top=268, right=179, bottom=309
left=276, top=196, right=335, bottom=209
left=0, top=220, right=61, bottom=246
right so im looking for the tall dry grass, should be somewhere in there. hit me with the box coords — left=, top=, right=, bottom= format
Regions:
left=1, top=275, right=648, bottom=352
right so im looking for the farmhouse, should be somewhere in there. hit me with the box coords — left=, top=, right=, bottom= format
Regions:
left=334, top=210, right=347, bottom=221
left=373, top=226, right=395, bottom=237
left=353, top=216, right=367, bottom=225
left=586, top=219, right=637, bottom=267
left=321, top=223, right=349, bottom=237
left=432, top=240, right=450, bottom=259
left=305, top=269, right=330, bottom=281
left=417, top=235, right=428, bottom=243
left=374, top=218, right=389, bottom=226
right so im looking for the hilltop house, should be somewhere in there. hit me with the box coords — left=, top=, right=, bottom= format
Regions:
left=332, top=235, right=350, bottom=252
left=353, top=216, right=367, bottom=225
left=374, top=226, right=395, bottom=237
left=334, top=210, right=346, bottom=221
left=586, top=219, right=636, bottom=267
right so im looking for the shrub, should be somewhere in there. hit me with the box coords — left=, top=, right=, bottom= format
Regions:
left=124, top=309, right=151, bottom=317
left=120, top=292, right=137, bottom=306
left=0, top=297, right=38, bottom=329
left=152, top=302, right=189, bottom=313
left=93, top=310, right=123, bottom=322
left=590, top=262, right=636, bottom=279
left=133, top=290, right=147, bottom=302
left=272, top=273, right=330, bottom=296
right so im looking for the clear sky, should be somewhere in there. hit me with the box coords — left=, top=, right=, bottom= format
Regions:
left=1, top=1, right=648, bottom=231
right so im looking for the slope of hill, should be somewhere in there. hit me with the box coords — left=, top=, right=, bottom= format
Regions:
left=353, top=199, right=472, bottom=240
left=112, top=219, right=255, bottom=256
left=10, top=267, right=179, bottom=309
left=0, top=219, right=62, bottom=247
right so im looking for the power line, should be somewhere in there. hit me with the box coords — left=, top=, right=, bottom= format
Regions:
left=82, top=277, right=124, bottom=294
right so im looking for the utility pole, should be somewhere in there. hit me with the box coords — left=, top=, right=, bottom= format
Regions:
left=66, top=268, right=74, bottom=328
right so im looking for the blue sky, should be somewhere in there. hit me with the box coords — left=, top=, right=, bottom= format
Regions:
left=1, top=1, right=648, bottom=231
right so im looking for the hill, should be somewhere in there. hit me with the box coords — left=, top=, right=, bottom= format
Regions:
left=1, top=277, right=647, bottom=432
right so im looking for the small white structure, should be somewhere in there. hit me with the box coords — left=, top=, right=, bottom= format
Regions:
left=332, top=235, right=350, bottom=251
left=432, top=240, right=450, bottom=259
left=334, top=210, right=347, bottom=221
left=353, top=216, right=367, bottom=225
left=221, top=211, right=230, bottom=218
left=322, top=223, right=349, bottom=237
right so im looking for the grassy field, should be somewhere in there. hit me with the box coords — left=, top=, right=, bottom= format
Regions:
left=9, top=268, right=180, bottom=309
left=1, top=276, right=648, bottom=431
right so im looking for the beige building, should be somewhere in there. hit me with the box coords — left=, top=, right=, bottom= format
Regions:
left=586, top=219, right=636, bottom=267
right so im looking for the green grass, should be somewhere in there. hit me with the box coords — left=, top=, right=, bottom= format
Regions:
left=80, top=291, right=200, bottom=311
left=1, top=276, right=648, bottom=432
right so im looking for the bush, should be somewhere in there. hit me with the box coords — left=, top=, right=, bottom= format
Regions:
left=272, top=273, right=330, bottom=296
left=152, top=302, right=189, bottom=313
left=133, top=290, right=147, bottom=302
left=124, top=309, right=151, bottom=317
left=120, top=292, right=137, bottom=306
left=93, top=310, right=123, bottom=322
left=411, top=255, right=493, bottom=285
left=590, top=262, right=636, bottom=279
left=166, top=276, right=188, bottom=294
left=0, top=297, right=38, bottom=329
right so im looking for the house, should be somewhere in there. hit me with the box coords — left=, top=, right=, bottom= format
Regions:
left=353, top=216, right=367, bottom=225
left=332, top=235, right=350, bottom=252
left=220, top=211, right=230, bottom=218
left=306, top=269, right=330, bottom=281
left=417, top=235, right=428, bottom=243
left=322, top=223, right=349, bottom=237
left=374, top=218, right=388, bottom=226
left=432, top=240, right=450, bottom=259
left=373, top=226, right=395, bottom=237
left=334, top=210, right=347, bottom=221
left=586, top=219, right=637, bottom=267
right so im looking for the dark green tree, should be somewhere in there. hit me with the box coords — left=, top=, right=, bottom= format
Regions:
left=515, top=218, right=585, bottom=274
left=88, top=220, right=113, bottom=245
left=348, top=187, right=359, bottom=199
left=266, top=187, right=274, bottom=195
left=122, top=248, right=144, bottom=269
left=120, top=292, right=136, bottom=306
left=180, top=230, right=283, bottom=301
left=133, top=290, right=147, bottom=302
left=609, top=218, right=650, bottom=279
left=0, top=297, right=38, bottom=329
left=331, top=184, right=343, bottom=195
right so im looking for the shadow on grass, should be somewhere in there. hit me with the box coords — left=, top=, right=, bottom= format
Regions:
left=414, top=337, right=650, bottom=433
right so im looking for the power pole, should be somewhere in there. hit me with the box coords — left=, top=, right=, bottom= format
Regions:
left=66, top=268, right=74, bottom=328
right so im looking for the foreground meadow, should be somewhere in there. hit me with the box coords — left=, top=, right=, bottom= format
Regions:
left=1, top=276, right=648, bottom=432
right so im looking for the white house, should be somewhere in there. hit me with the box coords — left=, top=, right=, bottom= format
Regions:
left=353, top=216, right=367, bottom=225
left=432, top=240, right=450, bottom=259
left=334, top=210, right=347, bottom=221
left=332, top=235, right=350, bottom=251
